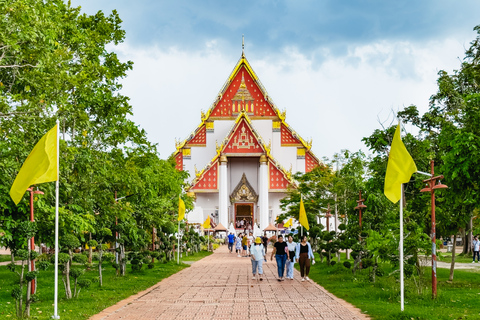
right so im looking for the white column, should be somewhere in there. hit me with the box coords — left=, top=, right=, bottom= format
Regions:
left=219, top=155, right=229, bottom=227
left=258, top=155, right=269, bottom=231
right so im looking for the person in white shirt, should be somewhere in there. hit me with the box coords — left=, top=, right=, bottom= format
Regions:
left=247, top=232, right=254, bottom=256
left=250, top=237, right=266, bottom=280
left=285, top=235, right=296, bottom=280
left=472, top=235, right=480, bottom=263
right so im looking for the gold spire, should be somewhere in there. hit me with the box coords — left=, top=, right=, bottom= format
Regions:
left=242, top=34, right=245, bottom=57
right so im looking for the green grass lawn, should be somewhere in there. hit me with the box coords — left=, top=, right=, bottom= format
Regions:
left=0, top=254, right=12, bottom=263
left=437, top=252, right=475, bottom=264
left=306, top=253, right=480, bottom=320
left=0, top=251, right=212, bottom=319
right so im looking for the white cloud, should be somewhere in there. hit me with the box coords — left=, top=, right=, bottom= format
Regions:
left=112, top=36, right=470, bottom=160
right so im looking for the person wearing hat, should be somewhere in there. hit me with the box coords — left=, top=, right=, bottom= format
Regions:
left=250, top=237, right=266, bottom=280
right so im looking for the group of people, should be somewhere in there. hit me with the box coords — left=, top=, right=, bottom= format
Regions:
left=235, top=218, right=255, bottom=234
left=270, top=234, right=315, bottom=282
left=227, top=232, right=269, bottom=258
left=227, top=232, right=315, bottom=282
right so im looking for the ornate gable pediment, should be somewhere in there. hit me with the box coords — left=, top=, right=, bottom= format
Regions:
left=222, top=116, right=266, bottom=155
left=230, top=173, right=258, bottom=203
left=209, top=64, right=279, bottom=120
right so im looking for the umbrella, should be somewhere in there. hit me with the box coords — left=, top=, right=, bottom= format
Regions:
left=263, top=223, right=278, bottom=232
left=213, top=223, right=228, bottom=232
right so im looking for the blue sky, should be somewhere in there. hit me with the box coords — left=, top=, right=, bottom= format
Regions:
left=72, top=1, right=480, bottom=163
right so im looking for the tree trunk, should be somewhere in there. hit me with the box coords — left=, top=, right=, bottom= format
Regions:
left=371, top=256, right=378, bottom=283
left=98, top=248, right=103, bottom=286
left=467, top=217, right=473, bottom=255
left=65, top=255, right=72, bottom=299
left=26, top=242, right=31, bottom=316
left=18, top=261, right=25, bottom=319
left=449, top=235, right=456, bottom=281
left=73, top=278, right=78, bottom=298
left=120, top=243, right=126, bottom=276
left=462, top=228, right=468, bottom=254
left=346, top=248, right=350, bottom=260
left=88, top=233, right=93, bottom=264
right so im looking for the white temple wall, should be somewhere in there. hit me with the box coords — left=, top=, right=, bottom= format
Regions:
left=251, top=120, right=273, bottom=145
left=212, top=120, right=236, bottom=143
left=228, top=158, right=259, bottom=193
left=268, top=192, right=287, bottom=223
left=296, top=157, right=306, bottom=174
left=194, top=193, right=219, bottom=223
left=269, top=135, right=298, bottom=173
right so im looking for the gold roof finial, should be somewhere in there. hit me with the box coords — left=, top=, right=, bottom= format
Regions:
left=242, top=34, right=245, bottom=57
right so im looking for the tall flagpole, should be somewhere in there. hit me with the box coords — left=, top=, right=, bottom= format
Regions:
left=177, top=220, right=180, bottom=264
left=53, top=120, right=60, bottom=319
left=400, top=183, right=404, bottom=311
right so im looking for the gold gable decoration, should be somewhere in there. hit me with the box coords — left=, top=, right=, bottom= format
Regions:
left=230, top=173, right=258, bottom=204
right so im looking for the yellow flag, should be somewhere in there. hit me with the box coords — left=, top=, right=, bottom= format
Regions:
left=384, top=123, right=417, bottom=203
left=178, top=196, right=185, bottom=221
left=202, top=216, right=211, bottom=229
left=299, top=196, right=309, bottom=230
left=283, top=218, right=292, bottom=228
left=10, top=124, right=58, bottom=205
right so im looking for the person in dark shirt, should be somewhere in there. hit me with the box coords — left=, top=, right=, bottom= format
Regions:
left=295, top=235, right=315, bottom=281
left=270, top=235, right=288, bottom=281
left=262, top=233, right=269, bottom=254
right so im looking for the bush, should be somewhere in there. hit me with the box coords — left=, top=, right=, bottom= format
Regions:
left=343, top=261, right=351, bottom=269
left=375, top=267, right=384, bottom=277
left=148, top=262, right=155, bottom=269
left=330, top=260, right=337, bottom=266
left=363, top=258, right=374, bottom=269
left=77, top=278, right=91, bottom=289
left=73, top=253, right=88, bottom=264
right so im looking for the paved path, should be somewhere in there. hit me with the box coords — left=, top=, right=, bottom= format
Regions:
left=90, top=246, right=369, bottom=320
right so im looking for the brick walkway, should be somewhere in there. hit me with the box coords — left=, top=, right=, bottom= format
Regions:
left=90, top=246, right=369, bottom=320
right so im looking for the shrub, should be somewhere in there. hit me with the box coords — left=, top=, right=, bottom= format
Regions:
left=343, top=261, right=351, bottom=269
left=148, top=262, right=155, bottom=269
left=73, top=253, right=88, bottom=264
left=363, top=258, right=374, bottom=269
left=330, top=260, right=337, bottom=266
left=375, top=267, right=384, bottom=277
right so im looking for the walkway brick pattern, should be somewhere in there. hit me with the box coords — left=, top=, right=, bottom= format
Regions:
left=90, top=246, right=369, bottom=320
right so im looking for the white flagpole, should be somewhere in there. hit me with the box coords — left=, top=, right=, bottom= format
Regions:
left=400, top=183, right=404, bottom=311
left=207, top=230, right=210, bottom=252
left=177, top=220, right=180, bottom=264
left=53, top=120, right=60, bottom=319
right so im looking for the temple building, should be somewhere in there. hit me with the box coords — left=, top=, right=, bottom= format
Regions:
left=173, top=50, right=321, bottom=232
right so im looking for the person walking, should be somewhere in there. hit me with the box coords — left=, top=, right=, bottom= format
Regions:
left=242, top=233, right=248, bottom=257
left=262, top=233, right=269, bottom=254
left=296, top=235, right=315, bottom=281
left=270, top=235, right=288, bottom=281
left=250, top=237, right=266, bottom=280
left=247, top=232, right=254, bottom=256
left=235, top=233, right=243, bottom=257
left=227, top=232, right=235, bottom=253
left=473, top=235, right=480, bottom=263
left=285, top=235, right=296, bottom=280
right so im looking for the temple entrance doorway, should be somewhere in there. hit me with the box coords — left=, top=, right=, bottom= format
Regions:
left=235, top=203, right=253, bottom=230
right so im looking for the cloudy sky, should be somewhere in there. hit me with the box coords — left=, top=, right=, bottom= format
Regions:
left=71, top=0, right=480, bottom=161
